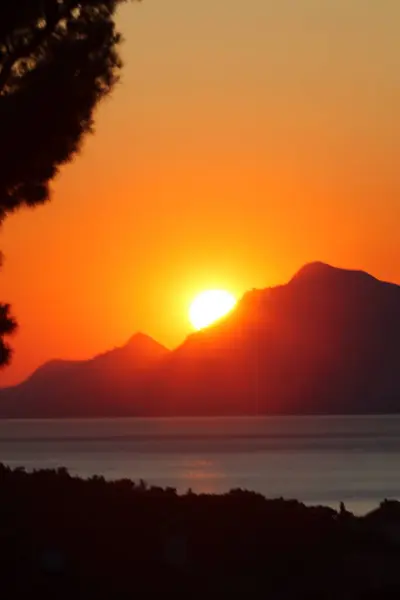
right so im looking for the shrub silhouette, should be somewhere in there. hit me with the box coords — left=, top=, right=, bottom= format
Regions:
left=1, top=464, right=400, bottom=599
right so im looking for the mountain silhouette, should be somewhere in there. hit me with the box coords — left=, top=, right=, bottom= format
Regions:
left=155, top=262, right=400, bottom=415
left=1, top=262, right=399, bottom=417
left=0, top=333, right=169, bottom=417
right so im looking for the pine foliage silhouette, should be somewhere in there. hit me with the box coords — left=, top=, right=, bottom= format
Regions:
left=0, top=303, right=17, bottom=367
left=0, top=0, right=135, bottom=365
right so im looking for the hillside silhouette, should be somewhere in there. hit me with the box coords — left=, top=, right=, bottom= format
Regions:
left=0, top=333, right=168, bottom=417
left=2, top=465, right=400, bottom=599
left=1, top=262, right=400, bottom=417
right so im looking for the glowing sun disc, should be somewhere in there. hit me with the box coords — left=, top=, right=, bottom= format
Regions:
left=189, top=290, right=237, bottom=330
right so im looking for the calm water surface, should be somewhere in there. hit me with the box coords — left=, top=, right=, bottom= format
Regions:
left=1, top=415, right=400, bottom=514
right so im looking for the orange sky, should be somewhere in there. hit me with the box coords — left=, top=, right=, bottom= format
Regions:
left=1, top=0, right=400, bottom=386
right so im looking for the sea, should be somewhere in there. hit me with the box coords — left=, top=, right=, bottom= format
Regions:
left=1, top=415, right=400, bottom=515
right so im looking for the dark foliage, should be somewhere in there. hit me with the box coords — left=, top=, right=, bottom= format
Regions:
left=0, top=1, right=135, bottom=365
left=1, top=465, right=400, bottom=599
left=0, top=0, right=133, bottom=219
left=0, top=303, right=17, bottom=367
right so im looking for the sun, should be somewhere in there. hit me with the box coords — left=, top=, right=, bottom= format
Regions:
left=189, top=290, right=237, bottom=330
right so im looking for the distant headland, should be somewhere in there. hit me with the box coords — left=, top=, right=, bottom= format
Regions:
left=1, top=262, right=399, bottom=418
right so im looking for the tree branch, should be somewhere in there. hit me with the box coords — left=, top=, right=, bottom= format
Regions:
left=0, top=1, right=79, bottom=94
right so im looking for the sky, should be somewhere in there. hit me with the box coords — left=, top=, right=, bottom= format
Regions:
left=1, top=0, right=400, bottom=385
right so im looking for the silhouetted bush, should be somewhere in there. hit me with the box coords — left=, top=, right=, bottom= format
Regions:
left=0, top=464, right=400, bottom=599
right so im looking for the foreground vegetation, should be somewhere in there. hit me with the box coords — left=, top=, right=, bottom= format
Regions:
left=1, top=464, right=400, bottom=599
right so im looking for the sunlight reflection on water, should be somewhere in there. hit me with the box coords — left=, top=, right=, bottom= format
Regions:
left=180, top=458, right=224, bottom=495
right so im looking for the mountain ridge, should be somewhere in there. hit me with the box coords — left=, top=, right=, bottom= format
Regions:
left=1, top=261, right=399, bottom=417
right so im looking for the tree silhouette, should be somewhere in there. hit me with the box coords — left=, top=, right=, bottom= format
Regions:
left=0, top=0, right=136, bottom=366
left=0, top=303, right=17, bottom=366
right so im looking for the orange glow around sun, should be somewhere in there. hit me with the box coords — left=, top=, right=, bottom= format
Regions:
left=1, top=1, right=400, bottom=389
left=189, top=290, right=237, bottom=330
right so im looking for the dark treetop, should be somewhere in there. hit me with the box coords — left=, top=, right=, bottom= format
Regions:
left=0, top=0, right=135, bottom=365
